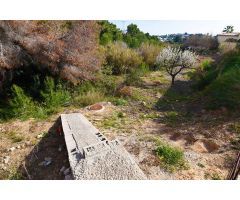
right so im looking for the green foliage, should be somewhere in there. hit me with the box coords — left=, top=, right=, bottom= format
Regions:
left=1, top=77, right=71, bottom=120
left=9, top=85, right=44, bottom=120
left=99, top=111, right=129, bottom=129
left=204, top=68, right=240, bottom=109
left=223, top=25, right=234, bottom=33
left=99, top=21, right=161, bottom=48
left=124, top=24, right=160, bottom=48
left=156, top=143, right=187, bottom=172
left=73, top=90, right=105, bottom=107
left=164, top=111, right=179, bottom=123
left=99, top=21, right=123, bottom=45
left=194, top=51, right=240, bottom=109
left=110, top=97, right=128, bottom=106
left=40, top=77, right=71, bottom=113
left=125, top=64, right=149, bottom=86
left=105, top=42, right=143, bottom=74
left=204, top=172, right=222, bottom=180
left=96, top=73, right=119, bottom=95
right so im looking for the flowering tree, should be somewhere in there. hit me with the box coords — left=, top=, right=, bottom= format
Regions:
left=156, top=47, right=197, bottom=85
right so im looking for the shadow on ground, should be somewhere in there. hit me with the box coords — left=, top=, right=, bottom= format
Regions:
left=155, top=79, right=202, bottom=114
left=19, top=117, right=70, bottom=180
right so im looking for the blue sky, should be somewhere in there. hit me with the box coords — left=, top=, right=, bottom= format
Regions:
left=110, top=20, right=240, bottom=35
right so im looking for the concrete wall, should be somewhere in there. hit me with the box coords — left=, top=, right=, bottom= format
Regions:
left=217, top=35, right=240, bottom=43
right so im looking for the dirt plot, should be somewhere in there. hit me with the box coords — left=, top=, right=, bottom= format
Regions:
left=0, top=70, right=239, bottom=180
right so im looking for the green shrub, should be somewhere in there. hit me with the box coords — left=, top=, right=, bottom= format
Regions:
left=96, top=74, right=119, bottom=95
left=156, top=143, right=187, bottom=172
left=193, top=51, right=240, bottom=109
left=99, top=21, right=123, bottom=45
left=40, top=77, right=71, bottom=113
left=110, top=97, right=128, bottom=106
left=105, top=42, right=143, bottom=74
left=9, top=85, right=44, bottom=120
left=125, top=64, right=149, bottom=86
left=204, top=68, right=240, bottom=109
left=193, top=69, right=218, bottom=90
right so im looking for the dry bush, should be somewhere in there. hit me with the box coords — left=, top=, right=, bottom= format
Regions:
left=0, top=20, right=102, bottom=90
left=183, top=34, right=219, bottom=52
left=73, top=90, right=105, bottom=107
left=117, top=86, right=133, bottom=97
left=138, top=42, right=162, bottom=68
left=105, top=41, right=143, bottom=74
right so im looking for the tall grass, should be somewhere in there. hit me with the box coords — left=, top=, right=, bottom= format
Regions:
left=105, top=41, right=143, bottom=74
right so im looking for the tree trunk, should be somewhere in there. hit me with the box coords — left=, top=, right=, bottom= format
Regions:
left=171, top=75, right=175, bottom=86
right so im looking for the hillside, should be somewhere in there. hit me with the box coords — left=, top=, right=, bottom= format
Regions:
left=0, top=21, right=240, bottom=180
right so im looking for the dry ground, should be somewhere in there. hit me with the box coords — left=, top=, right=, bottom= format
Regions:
left=0, top=70, right=239, bottom=180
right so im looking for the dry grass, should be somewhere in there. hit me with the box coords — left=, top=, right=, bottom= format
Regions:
left=73, top=90, right=105, bottom=107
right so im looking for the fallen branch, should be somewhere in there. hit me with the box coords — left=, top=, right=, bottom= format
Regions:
left=23, top=163, right=32, bottom=180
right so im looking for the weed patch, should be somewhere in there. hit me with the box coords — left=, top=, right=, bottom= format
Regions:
left=0, top=131, right=24, bottom=143
left=155, top=142, right=188, bottom=172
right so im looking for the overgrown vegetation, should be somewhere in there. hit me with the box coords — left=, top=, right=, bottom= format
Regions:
left=104, top=42, right=143, bottom=74
left=193, top=51, right=240, bottom=109
left=0, top=21, right=102, bottom=91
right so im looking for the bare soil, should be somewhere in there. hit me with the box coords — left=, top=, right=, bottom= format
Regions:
left=0, top=70, right=239, bottom=180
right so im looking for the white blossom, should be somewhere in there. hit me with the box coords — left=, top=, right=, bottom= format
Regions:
left=156, top=46, right=197, bottom=85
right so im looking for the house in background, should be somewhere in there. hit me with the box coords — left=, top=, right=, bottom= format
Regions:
left=217, top=32, right=240, bottom=51
left=217, top=32, right=240, bottom=43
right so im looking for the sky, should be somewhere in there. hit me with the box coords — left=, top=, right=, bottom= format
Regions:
left=110, top=20, right=240, bottom=35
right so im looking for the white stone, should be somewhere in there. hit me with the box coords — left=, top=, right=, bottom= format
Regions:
left=3, top=156, right=10, bottom=164
left=9, top=147, right=16, bottom=152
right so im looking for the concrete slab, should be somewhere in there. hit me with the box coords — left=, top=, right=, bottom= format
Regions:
left=61, top=113, right=146, bottom=180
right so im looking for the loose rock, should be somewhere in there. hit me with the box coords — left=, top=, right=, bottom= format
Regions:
left=3, top=156, right=10, bottom=164
left=9, top=147, right=16, bottom=152
left=63, top=167, right=71, bottom=175
left=38, top=157, right=52, bottom=167
left=37, top=133, right=44, bottom=139
left=58, top=145, right=63, bottom=152
left=25, top=141, right=31, bottom=146
left=60, top=166, right=66, bottom=173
